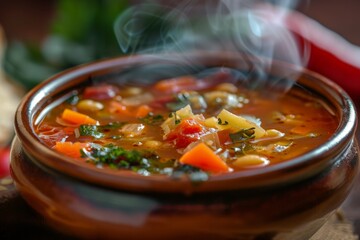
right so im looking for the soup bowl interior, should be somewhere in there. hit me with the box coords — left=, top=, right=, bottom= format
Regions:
left=10, top=52, right=359, bottom=239
left=14, top=52, right=356, bottom=193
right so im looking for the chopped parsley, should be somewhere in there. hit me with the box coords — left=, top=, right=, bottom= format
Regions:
left=229, top=127, right=255, bottom=143
left=139, top=113, right=164, bottom=125
left=169, top=112, right=181, bottom=124
left=82, top=144, right=143, bottom=166
left=79, top=125, right=104, bottom=138
left=166, top=93, right=190, bottom=111
left=228, top=128, right=256, bottom=156
left=231, top=143, right=255, bottom=156
left=81, top=144, right=173, bottom=174
left=217, top=118, right=228, bottom=125
left=79, top=122, right=126, bottom=139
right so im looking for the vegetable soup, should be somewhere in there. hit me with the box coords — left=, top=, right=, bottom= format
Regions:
left=35, top=70, right=338, bottom=178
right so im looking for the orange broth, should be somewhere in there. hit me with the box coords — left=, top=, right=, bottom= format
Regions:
left=35, top=74, right=338, bottom=177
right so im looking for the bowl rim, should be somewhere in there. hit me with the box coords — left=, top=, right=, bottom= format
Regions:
left=13, top=52, right=358, bottom=193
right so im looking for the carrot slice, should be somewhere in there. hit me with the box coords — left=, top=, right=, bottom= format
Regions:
left=110, top=102, right=153, bottom=118
left=62, top=109, right=98, bottom=125
left=54, top=142, right=89, bottom=158
left=136, top=105, right=152, bottom=118
left=179, top=143, right=230, bottom=173
left=108, top=101, right=133, bottom=116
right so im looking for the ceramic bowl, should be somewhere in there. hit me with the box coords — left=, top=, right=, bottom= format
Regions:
left=10, top=53, right=359, bottom=239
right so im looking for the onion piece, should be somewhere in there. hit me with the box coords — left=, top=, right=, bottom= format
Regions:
left=56, top=117, right=81, bottom=127
left=199, top=131, right=221, bottom=149
left=38, top=128, right=67, bottom=147
left=120, top=124, right=145, bottom=137
left=179, top=131, right=220, bottom=154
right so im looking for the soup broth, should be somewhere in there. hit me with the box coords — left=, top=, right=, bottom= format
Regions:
left=35, top=71, right=338, bottom=178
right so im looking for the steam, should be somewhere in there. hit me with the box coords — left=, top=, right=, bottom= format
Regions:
left=114, top=0, right=306, bottom=94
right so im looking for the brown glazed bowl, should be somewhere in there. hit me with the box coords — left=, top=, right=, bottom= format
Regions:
left=10, top=52, right=359, bottom=240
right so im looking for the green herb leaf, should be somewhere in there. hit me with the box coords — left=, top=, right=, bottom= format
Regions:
left=169, top=111, right=181, bottom=125
left=231, top=143, right=255, bottom=156
left=139, top=113, right=164, bottom=125
left=79, top=125, right=104, bottom=138
left=82, top=144, right=167, bottom=175
left=166, top=93, right=190, bottom=111
left=217, top=118, right=228, bottom=125
left=229, top=127, right=255, bottom=143
left=82, top=144, right=143, bottom=166
left=79, top=122, right=126, bottom=139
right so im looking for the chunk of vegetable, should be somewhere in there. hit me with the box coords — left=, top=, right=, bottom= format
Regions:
left=121, top=93, right=154, bottom=107
left=109, top=102, right=153, bottom=119
left=175, top=105, right=194, bottom=119
left=83, top=85, right=118, bottom=100
left=109, top=101, right=132, bottom=116
left=78, top=125, right=105, bottom=138
left=204, top=91, right=240, bottom=108
left=77, top=100, right=104, bottom=112
left=217, top=109, right=265, bottom=138
left=165, top=118, right=205, bottom=148
left=120, top=124, right=145, bottom=137
left=179, top=142, right=230, bottom=173
left=54, top=142, right=89, bottom=158
left=135, top=105, right=153, bottom=118
left=61, top=109, right=98, bottom=125
left=204, top=117, right=219, bottom=128
left=153, top=76, right=198, bottom=93
left=161, top=105, right=195, bottom=136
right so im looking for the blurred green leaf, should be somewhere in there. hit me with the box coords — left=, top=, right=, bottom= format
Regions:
left=3, top=0, right=129, bottom=90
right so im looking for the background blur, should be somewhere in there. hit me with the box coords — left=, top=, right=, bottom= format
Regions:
left=1, top=0, right=360, bottom=90
left=1, top=0, right=359, bottom=144
left=1, top=0, right=360, bottom=44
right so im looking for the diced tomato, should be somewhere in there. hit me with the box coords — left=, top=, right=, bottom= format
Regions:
left=217, top=129, right=232, bottom=145
left=37, top=124, right=69, bottom=147
left=83, top=85, right=118, bottom=100
left=0, top=147, right=11, bottom=178
left=165, top=118, right=206, bottom=148
left=153, top=70, right=235, bottom=94
left=153, top=76, right=198, bottom=94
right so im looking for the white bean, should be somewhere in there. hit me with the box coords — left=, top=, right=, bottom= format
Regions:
left=77, top=100, right=104, bottom=111
left=233, top=154, right=270, bottom=168
left=144, top=140, right=162, bottom=149
left=215, top=83, right=238, bottom=93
